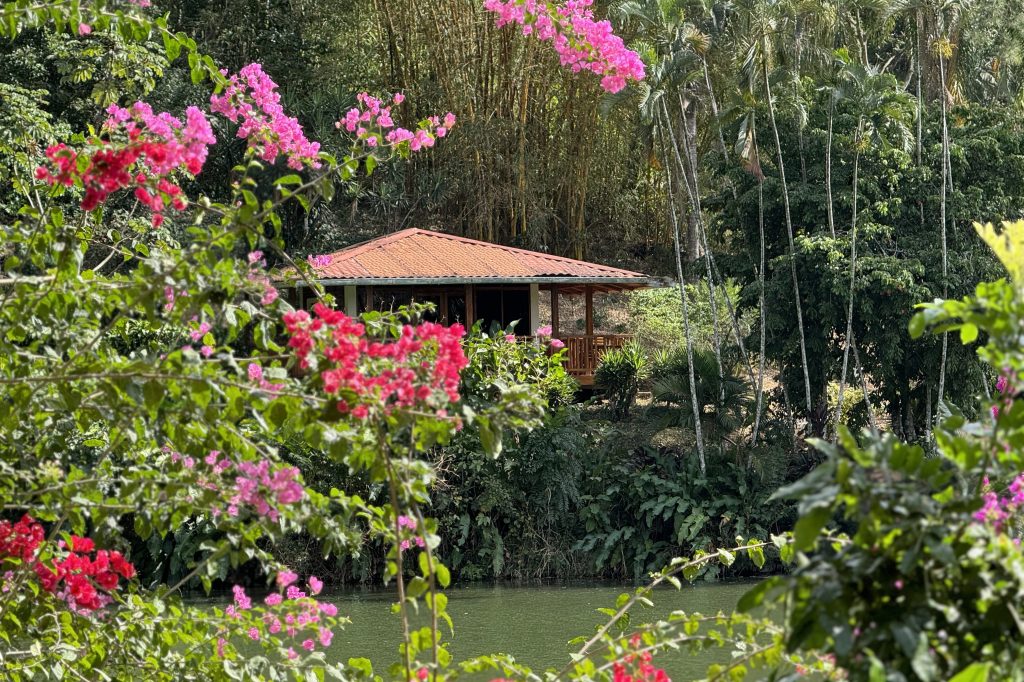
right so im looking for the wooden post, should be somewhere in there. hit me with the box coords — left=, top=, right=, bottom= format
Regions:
left=585, top=285, right=594, bottom=336
left=344, top=286, right=358, bottom=317
left=465, top=284, right=475, bottom=327
left=551, top=285, right=559, bottom=338
left=529, top=283, right=540, bottom=334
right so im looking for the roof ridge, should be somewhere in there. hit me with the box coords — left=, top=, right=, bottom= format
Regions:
left=324, top=228, right=644, bottom=277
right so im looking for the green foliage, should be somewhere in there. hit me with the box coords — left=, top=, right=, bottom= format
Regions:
left=574, top=442, right=793, bottom=580
left=434, top=406, right=590, bottom=581
left=651, top=346, right=752, bottom=438
left=825, top=380, right=876, bottom=433
left=0, top=5, right=530, bottom=679
left=720, top=219, right=1024, bottom=679
left=595, top=340, right=650, bottom=419
left=460, top=326, right=577, bottom=412
left=626, top=280, right=748, bottom=355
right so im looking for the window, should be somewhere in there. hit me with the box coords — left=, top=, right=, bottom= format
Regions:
left=474, top=287, right=529, bottom=334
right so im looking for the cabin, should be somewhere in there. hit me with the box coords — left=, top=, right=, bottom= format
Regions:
left=291, top=228, right=657, bottom=386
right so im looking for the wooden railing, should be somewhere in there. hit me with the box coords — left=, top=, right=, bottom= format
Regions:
left=560, top=334, right=632, bottom=385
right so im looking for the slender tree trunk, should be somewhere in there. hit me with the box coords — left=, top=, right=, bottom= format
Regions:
left=763, top=51, right=814, bottom=418
left=916, top=9, right=926, bottom=227
left=794, top=17, right=808, bottom=185
left=825, top=90, right=836, bottom=238
left=937, top=43, right=950, bottom=412
left=834, top=118, right=864, bottom=438
left=751, top=174, right=767, bottom=448
left=851, top=337, right=878, bottom=435
left=672, top=97, right=725, bottom=405
left=702, top=57, right=730, bottom=161
left=915, top=9, right=924, bottom=165
left=659, top=120, right=707, bottom=473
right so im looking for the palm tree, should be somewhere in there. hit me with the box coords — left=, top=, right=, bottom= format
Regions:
left=652, top=347, right=754, bottom=442
left=832, top=61, right=915, bottom=432
left=735, top=0, right=815, bottom=420
left=658, top=121, right=708, bottom=472
left=730, top=97, right=769, bottom=445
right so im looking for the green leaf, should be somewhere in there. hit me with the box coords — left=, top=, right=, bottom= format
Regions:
left=949, top=663, right=992, bottom=682
left=275, top=174, right=303, bottom=187
left=911, top=631, right=939, bottom=681
left=436, top=562, right=450, bottom=588
left=959, top=322, right=978, bottom=343
left=792, top=506, right=831, bottom=552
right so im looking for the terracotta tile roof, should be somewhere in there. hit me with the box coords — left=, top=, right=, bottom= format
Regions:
left=308, top=228, right=651, bottom=284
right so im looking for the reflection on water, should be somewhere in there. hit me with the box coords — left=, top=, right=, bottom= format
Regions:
left=323, top=581, right=754, bottom=679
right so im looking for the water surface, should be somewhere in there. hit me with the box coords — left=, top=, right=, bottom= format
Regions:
left=326, top=581, right=754, bottom=679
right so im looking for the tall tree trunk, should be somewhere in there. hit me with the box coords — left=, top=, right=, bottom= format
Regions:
left=702, top=57, right=730, bottom=162
left=916, top=9, right=926, bottom=227
left=794, top=17, right=808, bottom=185
left=763, top=50, right=814, bottom=418
left=833, top=118, right=864, bottom=437
left=751, top=173, right=767, bottom=447
left=671, top=97, right=726, bottom=405
left=825, top=90, right=836, bottom=238
left=659, top=119, right=707, bottom=472
left=936, top=41, right=950, bottom=413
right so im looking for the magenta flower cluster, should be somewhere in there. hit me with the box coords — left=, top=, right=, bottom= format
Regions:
left=397, top=514, right=426, bottom=551
left=307, top=254, right=333, bottom=268
left=533, top=324, right=565, bottom=349
left=210, top=63, right=322, bottom=170
left=245, top=250, right=282, bottom=309
left=482, top=0, right=645, bottom=93
left=219, top=573, right=338, bottom=661
left=974, top=475, right=1024, bottom=532
left=336, top=92, right=456, bottom=152
left=166, top=448, right=304, bottom=522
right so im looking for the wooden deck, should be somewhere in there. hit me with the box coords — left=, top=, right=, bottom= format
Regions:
left=560, top=334, right=631, bottom=386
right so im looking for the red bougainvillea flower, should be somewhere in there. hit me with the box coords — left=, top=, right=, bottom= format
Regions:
left=36, top=102, right=216, bottom=228
left=282, top=302, right=468, bottom=419
left=0, top=515, right=135, bottom=614
left=482, top=0, right=645, bottom=93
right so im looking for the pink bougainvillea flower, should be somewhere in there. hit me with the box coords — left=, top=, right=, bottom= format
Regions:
left=210, top=63, right=321, bottom=170
left=247, top=363, right=263, bottom=381
left=482, top=0, right=644, bottom=93
left=276, top=569, right=298, bottom=588
left=319, top=627, right=333, bottom=647
left=337, top=92, right=455, bottom=158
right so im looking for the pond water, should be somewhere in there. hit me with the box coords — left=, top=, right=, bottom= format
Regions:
left=321, top=581, right=754, bottom=679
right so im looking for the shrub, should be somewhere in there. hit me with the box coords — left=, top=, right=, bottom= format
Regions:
left=627, top=280, right=750, bottom=355
left=595, top=340, right=650, bottom=419
left=651, top=347, right=752, bottom=439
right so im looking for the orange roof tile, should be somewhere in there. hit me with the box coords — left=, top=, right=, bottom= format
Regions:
left=307, top=228, right=652, bottom=285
